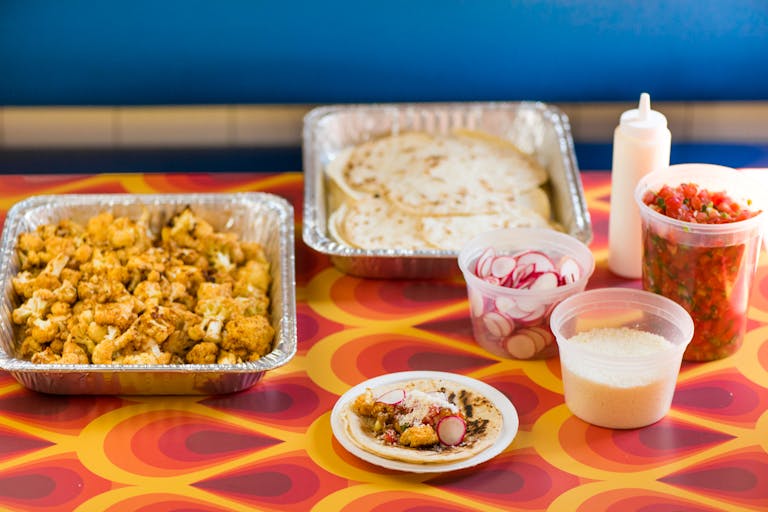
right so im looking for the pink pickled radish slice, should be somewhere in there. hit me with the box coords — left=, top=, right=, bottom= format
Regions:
left=528, top=326, right=555, bottom=346
left=494, top=296, right=529, bottom=319
left=483, top=275, right=503, bottom=286
left=504, top=332, right=537, bottom=359
left=516, top=270, right=543, bottom=289
left=558, top=256, right=581, bottom=284
left=529, top=271, right=559, bottom=290
left=475, top=247, right=496, bottom=278
left=490, top=255, right=517, bottom=278
left=517, top=303, right=547, bottom=325
left=520, top=327, right=547, bottom=353
left=510, top=263, right=534, bottom=287
left=375, top=388, right=405, bottom=405
left=515, top=297, right=539, bottom=313
left=483, top=311, right=514, bottom=337
left=436, top=415, right=467, bottom=446
left=515, top=251, right=556, bottom=273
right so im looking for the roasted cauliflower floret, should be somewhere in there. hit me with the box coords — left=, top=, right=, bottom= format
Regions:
left=399, top=424, right=439, bottom=447
left=161, top=306, right=201, bottom=358
left=77, top=273, right=128, bottom=304
left=86, top=212, right=114, bottom=243
left=17, top=231, right=44, bottom=254
left=186, top=341, right=219, bottom=364
left=29, top=316, right=61, bottom=343
left=17, top=221, right=83, bottom=270
left=133, top=280, right=165, bottom=309
left=12, top=289, right=53, bottom=325
left=162, top=208, right=213, bottom=251
left=12, top=208, right=274, bottom=365
left=94, top=301, right=137, bottom=330
left=189, top=282, right=236, bottom=342
left=221, top=315, right=275, bottom=362
left=206, top=232, right=245, bottom=274
left=12, top=253, right=70, bottom=299
left=217, top=350, right=239, bottom=365
left=233, top=259, right=271, bottom=297
left=58, top=339, right=90, bottom=364
left=351, top=390, right=376, bottom=417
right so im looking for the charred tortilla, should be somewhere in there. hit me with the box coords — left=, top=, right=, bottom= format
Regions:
left=340, top=377, right=503, bottom=464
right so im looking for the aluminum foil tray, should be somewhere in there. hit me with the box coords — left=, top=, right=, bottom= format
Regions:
left=302, top=102, right=592, bottom=279
left=0, top=193, right=296, bottom=395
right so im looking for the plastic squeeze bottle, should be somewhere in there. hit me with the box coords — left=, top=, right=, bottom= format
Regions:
left=608, top=92, right=671, bottom=279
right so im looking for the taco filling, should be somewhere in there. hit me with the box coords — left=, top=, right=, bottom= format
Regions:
left=341, top=379, right=503, bottom=464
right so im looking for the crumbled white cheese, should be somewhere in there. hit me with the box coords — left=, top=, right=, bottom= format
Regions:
left=569, top=327, right=672, bottom=355
left=398, top=389, right=458, bottom=426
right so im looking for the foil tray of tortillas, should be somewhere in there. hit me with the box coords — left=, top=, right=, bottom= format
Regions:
left=0, top=193, right=297, bottom=395
left=302, top=102, right=592, bottom=279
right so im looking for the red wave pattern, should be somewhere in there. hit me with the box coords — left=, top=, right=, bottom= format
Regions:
left=343, top=492, right=484, bottom=512
left=579, top=488, right=727, bottom=512
left=192, top=452, right=348, bottom=511
left=331, top=333, right=498, bottom=387
left=659, top=447, right=768, bottom=508
left=0, top=389, right=127, bottom=434
left=0, top=454, right=115, bottom=510
left=559, top=416, right=734, bottom=472
left=673, top=368, right=768, bottom=427
left=201, top=374, right=339, bottom=429
left=428, top=448, right=586, bottom=510
left=104, top=411, right=281, bottom=474
left=329, top=276, right=466, bottom=319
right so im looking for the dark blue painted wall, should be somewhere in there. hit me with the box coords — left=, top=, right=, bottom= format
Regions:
left=1, top=0, right=767, bottom=106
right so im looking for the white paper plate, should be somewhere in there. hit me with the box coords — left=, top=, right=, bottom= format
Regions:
left=330, top=370, right=519, bottom=473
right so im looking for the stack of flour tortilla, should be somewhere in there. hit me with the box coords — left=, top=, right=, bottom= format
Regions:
left=326, top=129, right=559, bottom=251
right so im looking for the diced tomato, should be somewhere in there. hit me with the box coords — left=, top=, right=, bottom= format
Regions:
left=641, top=182, right=761, bottom=361
left=382, top=429, right=399, bottom=445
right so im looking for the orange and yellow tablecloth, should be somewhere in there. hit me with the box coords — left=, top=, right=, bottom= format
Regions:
left=0, top=172, right=766, bottom=512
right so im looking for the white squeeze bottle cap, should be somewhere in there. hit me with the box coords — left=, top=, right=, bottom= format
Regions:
left=608, top=92, right=671, bottom=279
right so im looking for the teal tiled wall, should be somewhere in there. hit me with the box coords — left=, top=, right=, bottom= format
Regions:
left=1, top=0, right=767, bottom=106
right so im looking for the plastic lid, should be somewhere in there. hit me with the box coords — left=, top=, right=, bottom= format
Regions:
left=619, top=92, right=668, bottom=139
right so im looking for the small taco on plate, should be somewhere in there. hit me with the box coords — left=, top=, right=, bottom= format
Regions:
left=340, top=377, right=504, bottom=464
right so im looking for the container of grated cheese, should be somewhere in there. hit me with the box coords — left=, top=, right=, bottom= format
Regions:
left=549, top=288, right=694, bottom=429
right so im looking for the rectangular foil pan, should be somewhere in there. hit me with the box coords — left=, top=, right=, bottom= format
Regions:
left=0, top=193, right=296, bottom=395
left=302, top=101, right=592, bottom=279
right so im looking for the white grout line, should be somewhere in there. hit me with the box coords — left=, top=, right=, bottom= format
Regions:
left=0, top=102, right=767, bottom=148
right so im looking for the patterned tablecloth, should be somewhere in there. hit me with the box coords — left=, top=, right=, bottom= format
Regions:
left=0, top=172, right=766, bottom=512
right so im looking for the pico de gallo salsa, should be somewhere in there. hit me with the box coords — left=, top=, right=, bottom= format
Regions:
left=641, top=182, right=762, bottom=361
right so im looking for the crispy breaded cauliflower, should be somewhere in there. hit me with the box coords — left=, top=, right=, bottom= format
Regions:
left=11, top=208, right=275, bottom=366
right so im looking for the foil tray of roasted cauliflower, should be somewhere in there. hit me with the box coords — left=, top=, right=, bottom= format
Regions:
left=0, top=193, right=296, bottom=395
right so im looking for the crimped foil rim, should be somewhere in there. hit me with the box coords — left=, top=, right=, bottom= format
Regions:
left=0, top=192, right=297, bottom=376
left=301, top=101, right=592, bottom=262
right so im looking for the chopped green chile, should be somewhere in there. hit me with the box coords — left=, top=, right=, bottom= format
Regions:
left=641, top=183, right=761, bottom=361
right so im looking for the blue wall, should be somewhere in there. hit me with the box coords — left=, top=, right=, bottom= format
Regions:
left=1, top=0, right=767, bottom=106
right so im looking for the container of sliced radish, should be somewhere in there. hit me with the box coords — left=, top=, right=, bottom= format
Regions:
left=458, top=228, right=594, bottom=360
